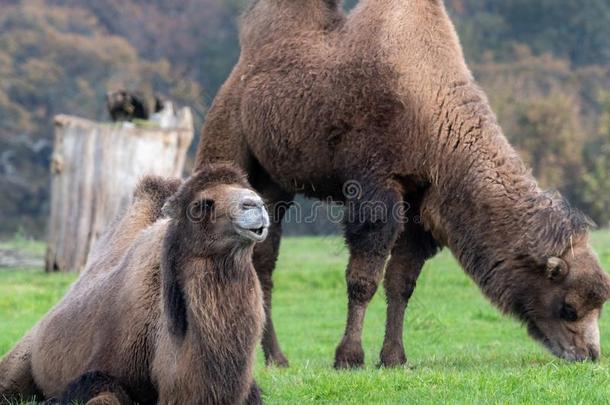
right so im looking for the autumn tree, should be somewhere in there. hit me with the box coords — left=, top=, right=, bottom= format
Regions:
left=580, top=92, right=610, bottom=226
left=0, top=0, right=200, bottom=235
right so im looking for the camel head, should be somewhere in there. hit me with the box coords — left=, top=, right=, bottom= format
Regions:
left=162, top=163, right=269, bottom=256
left=509, top=236, right=610, bottom=361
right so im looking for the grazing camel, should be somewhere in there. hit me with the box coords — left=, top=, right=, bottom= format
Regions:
left=0, top=164, right=268, bottom=404
left=195, top=0, right=610, bottom=369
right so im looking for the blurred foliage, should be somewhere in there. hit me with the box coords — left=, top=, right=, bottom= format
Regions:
left=0, top=1, right=203, bottom=236
left=580, top=92, right=610, bottom=227
left=48, top=0, right=247, bottom=99
left=470, top=46, right=610, bottom=226
left=450, top=0, right=610, bottom=67
left=0, top=0, right=610, bottom=236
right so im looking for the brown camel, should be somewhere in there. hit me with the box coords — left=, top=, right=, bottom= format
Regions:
left=0, top=164, right=268, bottom=404
left=195, top=0, right=610, bottom=368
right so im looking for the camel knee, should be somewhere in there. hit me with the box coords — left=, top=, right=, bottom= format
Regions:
left=344, top=250, right=389, bottom=306
left=384, top=266, right=418, bottom=302
left=347, top=275, right=380, bottom=304
left=384, top=228, right=438, bottom=302
left=385, top=279, right=417, bottom=303
left=400, top=279, right=417, bottom=301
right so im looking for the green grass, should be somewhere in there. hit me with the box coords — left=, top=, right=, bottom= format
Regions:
left=2, top=232, right=610, bottom=403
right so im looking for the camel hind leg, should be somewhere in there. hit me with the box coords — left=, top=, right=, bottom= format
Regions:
left=379, top=222, right=438, bottom=367
left=0, top=332, right=42, bottom=403
left=334, top=181, right=404, bottom=368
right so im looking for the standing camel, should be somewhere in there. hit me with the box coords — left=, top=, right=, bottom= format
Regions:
left=195, top=0, right=610, bottom=368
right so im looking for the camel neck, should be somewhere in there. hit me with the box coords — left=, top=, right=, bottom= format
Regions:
left=174, top=256, right=261, bottom=402
left=426, top=84, right=537, bottom=202
left=419, top=89, right=583, bottom=308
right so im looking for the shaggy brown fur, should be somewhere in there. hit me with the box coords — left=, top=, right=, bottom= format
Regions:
left=0, top=164, right=267, bottom=404
left=195, top=0, right=610, bottom=368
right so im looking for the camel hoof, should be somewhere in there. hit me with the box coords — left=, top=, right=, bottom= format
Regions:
left=378, top=345, right=407, bottom=368
left=265, top=352, right=290, bottom=368
left=85, top=392, right=123, bottom=405
left=334, top=341, right=365, bottom=369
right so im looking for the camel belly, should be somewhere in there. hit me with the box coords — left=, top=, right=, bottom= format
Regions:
left=239, top=61, right=408, bottom=197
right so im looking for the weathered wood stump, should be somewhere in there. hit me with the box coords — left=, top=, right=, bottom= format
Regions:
left=45, top=110, right=193, bottom=272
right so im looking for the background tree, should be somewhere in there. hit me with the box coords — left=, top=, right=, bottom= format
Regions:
left=580, top=92, right=610, bottom=226
left=0, top=1, right=201, bottom=235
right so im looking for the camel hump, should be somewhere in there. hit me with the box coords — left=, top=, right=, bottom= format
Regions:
left=134, top=176, right=182, bottom=207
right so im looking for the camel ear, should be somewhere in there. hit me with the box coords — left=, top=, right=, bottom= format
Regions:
left=161, top=195, right=180, bottom=219
left=546, top=257, right=569, bottom=282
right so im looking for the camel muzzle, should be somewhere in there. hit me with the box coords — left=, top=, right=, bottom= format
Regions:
left=233, top=194, right=270, bottom=242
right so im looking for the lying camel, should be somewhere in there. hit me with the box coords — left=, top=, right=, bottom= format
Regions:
left=0, top=164, right=268, bottom=404
left=195, top=0, right=610, bottom=368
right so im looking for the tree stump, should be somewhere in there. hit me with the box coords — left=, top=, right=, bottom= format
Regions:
left=45, top=110, right=193, bottom=272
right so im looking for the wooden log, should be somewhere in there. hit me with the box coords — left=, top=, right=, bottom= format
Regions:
left=45, top=109, right=193, bottom=272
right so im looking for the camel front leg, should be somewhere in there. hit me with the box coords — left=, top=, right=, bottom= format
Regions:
left=334, top=183, right=404, bottom=369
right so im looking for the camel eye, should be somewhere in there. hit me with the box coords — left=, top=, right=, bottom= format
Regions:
left=559, top=303, right=578, bottom=322
left=187, top=199, right=215, bottom=222
left=191, top=199, right=214, bottom=208
left=201, top=199, right=215, bottom=210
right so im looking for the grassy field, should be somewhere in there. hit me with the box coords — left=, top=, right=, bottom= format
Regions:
left=1, top=232, right=610, bottom=403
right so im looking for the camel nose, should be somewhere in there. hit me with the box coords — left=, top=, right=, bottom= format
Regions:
left=240, top=197, right=264, bottom=210
left=233, top=193, right=269, bottom=242
left=235, top=193, right=269, bottom=227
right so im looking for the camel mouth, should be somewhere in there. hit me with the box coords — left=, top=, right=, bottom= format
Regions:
left=527, top=321, right=599, bottom=362
left=234, top=224, right=269, bottom=242
left=545, top=341, right=598, bottom=362
left=232, top=192, right=270, bottom=242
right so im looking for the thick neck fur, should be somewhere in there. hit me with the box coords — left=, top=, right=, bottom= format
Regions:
left=421, top=91, right=589, bottom=311
left=160, top=225, right=263, bottom=403
left=182, top=255, right=260, bottom=402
